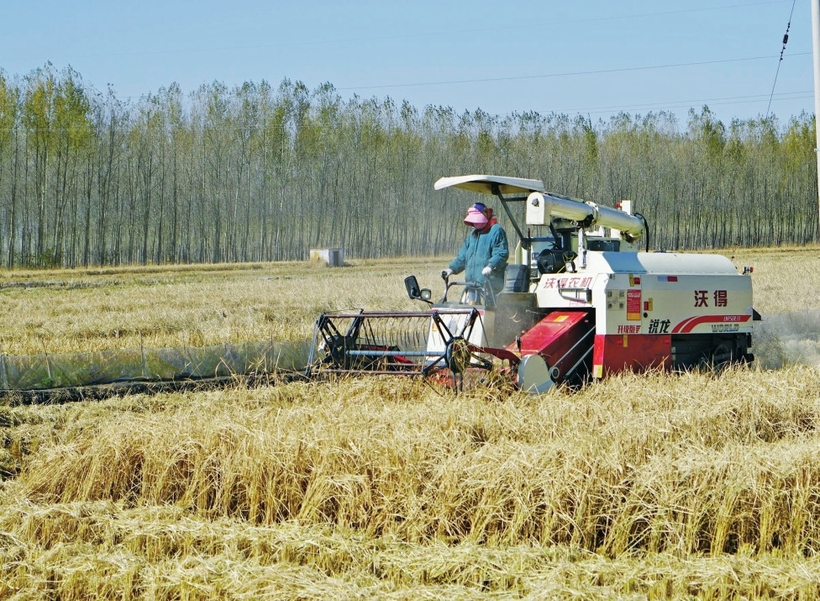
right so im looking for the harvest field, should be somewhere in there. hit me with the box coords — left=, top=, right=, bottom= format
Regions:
left=1, top=247, right=820, bottom=599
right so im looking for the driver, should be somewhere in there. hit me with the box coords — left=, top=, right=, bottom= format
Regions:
left=442, top=202, right=509, bottom=294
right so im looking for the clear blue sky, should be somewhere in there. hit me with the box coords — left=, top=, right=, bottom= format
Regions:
left=1, top=0, right=814, bottom=127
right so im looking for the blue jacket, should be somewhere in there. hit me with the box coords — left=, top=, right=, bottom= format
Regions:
left=449, top=222, right=509, bottom=292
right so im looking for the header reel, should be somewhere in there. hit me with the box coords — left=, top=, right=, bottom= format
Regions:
left=307, top=306, right=497, bottom=389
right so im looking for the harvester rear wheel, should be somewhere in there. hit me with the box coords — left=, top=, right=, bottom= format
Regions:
left=699, top=342, right=734, bottom=372
left=711, top=342, right=734, bottom=371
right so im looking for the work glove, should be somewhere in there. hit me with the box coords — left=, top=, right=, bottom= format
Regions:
left=481, top=266, right=492, bottom=277
left=441, top=268, right=453, bottom=279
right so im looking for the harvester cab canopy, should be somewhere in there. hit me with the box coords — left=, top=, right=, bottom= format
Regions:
left=434, top=175, right=544, bottom=253
left=434, top=174, right=649, bottom=272
left=433, top=174, right=545, bottom=196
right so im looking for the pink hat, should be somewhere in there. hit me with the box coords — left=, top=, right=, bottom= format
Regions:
left=463, top=205, right=489, bottom=228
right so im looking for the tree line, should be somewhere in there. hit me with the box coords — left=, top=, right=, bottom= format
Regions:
left=0, top=63, right=816, bottom=268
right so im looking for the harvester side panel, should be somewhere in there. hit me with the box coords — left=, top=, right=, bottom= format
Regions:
left=506, top=310, right=594, bottom=384
left=592, top=334, right=672, bottom=378
left=640, top=272, right=753, bottom=337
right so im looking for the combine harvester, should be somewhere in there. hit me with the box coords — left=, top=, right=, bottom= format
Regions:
left=1, top=174, right=759, bottom=401
left=309, top=174, right=759, bottom=392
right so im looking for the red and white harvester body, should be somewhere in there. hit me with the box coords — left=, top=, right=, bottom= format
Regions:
left=309, top=175, right=757, bottom=391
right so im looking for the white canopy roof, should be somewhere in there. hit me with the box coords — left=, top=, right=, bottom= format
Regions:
left=434, top=174, right=545, bottom=196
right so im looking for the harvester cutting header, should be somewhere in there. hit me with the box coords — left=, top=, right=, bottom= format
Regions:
left=310, top=174, right=758, bottom=392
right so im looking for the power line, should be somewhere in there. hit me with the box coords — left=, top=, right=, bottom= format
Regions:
left=9, top=1, right=789, bottom=62
left=4, top=91, right=810, bottom=134
left=766, top=0, right=798, bottom=119
left=337, top=53, right=811, bottom=93
left=558, top=90, right=813, bottom=118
